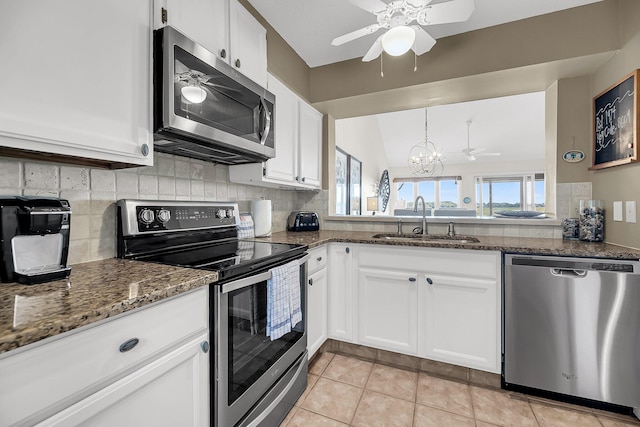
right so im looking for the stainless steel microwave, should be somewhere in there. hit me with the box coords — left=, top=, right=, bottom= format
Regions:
left=153, top=26, right=275, bottom=164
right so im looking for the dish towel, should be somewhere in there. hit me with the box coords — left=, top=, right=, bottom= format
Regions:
left=266, top=260, right=302, bottom=340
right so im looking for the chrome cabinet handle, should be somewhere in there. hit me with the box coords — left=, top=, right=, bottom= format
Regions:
left=200, top=341, right=210, bottom=353
left=235, top=58, right=241, bottom=68
left=409, top=277, right=417, bottom=282
left=220, top=48, right=226, bottom=59
left=301, top=177, right=306, bottom=182
left=317, top=256, right=322, bottom=262
left=345, top=247, right=350, bottom=254
left=119, top=338, right=139, bottom=353
left=426, top=277, right=433, bottom=285
left=309, top=278, right=313, bottom=286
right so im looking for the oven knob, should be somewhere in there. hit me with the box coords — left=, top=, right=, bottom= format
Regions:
left=139, top=208, right=155, bottom=224
left=226, top=208, right=234, bottom=218
left=157, top=209, right=171, bottom=223
left=216, top=209, right=227, bottom=219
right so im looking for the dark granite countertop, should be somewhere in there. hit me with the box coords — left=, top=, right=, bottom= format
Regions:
left=257, top=230, right=640, bottom=259
left=0, top=258, right=217, bottom=354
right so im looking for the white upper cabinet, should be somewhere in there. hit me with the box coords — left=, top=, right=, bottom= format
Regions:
left=157, top=0, right=267, bottom=87
left=298, top=101, right=323, bottom=188
left=0, top=0, right=154, bottom=167
left=228, top=73, right=323, bottom=190
left=159, top=0, right=229, bottom=60
left=263, top=74, right=299, bottom=182
left=228, top=0, right=268, bottom=87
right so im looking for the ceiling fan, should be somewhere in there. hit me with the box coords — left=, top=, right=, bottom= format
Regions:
left=331, top=0, right=475, bottom=62
left=462, top=120, right=501, bottom=161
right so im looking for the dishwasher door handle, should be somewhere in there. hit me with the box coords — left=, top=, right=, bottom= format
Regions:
left=550, top=268, right=588, bottom=277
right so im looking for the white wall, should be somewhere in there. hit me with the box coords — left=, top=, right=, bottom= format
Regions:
left=335, top=115, right=389, bottom=212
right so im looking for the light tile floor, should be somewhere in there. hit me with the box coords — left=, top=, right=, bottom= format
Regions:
left=280, top=352, right=640, bottom=427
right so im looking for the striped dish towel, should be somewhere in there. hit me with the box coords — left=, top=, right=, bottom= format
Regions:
left=266, top=260, right=301, bottom=340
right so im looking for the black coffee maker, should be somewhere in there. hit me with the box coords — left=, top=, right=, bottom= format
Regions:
left=0, top=196, right=72, bottom=284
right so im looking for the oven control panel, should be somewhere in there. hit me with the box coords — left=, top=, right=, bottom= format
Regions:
left=118, top=200, right=239, bottom=235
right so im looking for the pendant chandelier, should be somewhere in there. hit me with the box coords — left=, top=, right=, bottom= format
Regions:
left=408, top=108, right=444, bottom=176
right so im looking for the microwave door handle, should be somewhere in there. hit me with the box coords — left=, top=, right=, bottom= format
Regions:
left=259, top=98, right=271, bottom=146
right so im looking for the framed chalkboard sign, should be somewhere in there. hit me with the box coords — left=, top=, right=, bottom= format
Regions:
left=591, top=69, right=639, bottom=170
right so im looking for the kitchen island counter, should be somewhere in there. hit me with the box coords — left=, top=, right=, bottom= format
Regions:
left=258, top=230, right=640, bottom=259
left=0, top=258, right=217, bottom=354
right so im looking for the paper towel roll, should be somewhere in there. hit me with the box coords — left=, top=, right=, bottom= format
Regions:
left=251, top=199, right=272, bottom=237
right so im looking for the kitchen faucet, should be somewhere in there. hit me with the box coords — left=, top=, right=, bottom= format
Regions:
left=414, top=196, right=428, bottom=235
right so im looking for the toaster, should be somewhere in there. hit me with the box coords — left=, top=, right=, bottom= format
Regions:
left=287, top=211, right=319, bottom=232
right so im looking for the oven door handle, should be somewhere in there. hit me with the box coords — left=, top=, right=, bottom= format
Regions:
left=221, top=253, right=310, bottom=294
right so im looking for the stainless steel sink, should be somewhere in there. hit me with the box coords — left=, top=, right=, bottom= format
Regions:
left=371, top=233, right=480, bottom=244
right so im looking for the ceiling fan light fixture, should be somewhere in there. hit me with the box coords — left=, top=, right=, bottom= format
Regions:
left=181, top=85, right=207, bottom=104
left=381, top=25, right=415, bottom=56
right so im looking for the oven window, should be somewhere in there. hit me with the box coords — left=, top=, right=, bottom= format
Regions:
left=173, top=46, right=256, bottom=139
left=227, top=278, right=304, bottom=405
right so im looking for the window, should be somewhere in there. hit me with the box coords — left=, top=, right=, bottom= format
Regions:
left=476, top=173, right=544, bottom=216
left=395, top=176, right=460, bottom=210
left=335, top=147, right=362, bottom=215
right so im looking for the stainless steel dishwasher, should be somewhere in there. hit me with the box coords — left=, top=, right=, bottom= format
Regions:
left=504, top=254, right=640, bottom=415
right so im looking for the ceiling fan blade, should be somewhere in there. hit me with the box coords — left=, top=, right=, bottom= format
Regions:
left=362, top=35, right=383, bottom=62
left=406, top=0, right=435, bottom=7
left=476, top=152, right=501, bottom=156
left=331, top=24, right=381, bottom=46
left=418, top=0, right=475, bottom=25
left=466, top=153, right=476, bottom=161
left=410, top=26, right=437, bottom=55
left=348, top=0, right=388, bottom=14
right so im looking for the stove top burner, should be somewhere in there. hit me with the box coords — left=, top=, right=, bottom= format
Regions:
left=134, top=239, right=306, bottom=283
left=116, top=199, right=307, bottom=283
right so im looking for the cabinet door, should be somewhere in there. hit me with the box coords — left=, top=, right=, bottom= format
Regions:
left=228, top=0, right=267, bottom=87
left=327, top=244, right=354, bottom=341
left=418, top=274, right=499, bottom=373
left=0, top=0, right=153, bottom=167
left=307, top=268, right=328, bottom=358
left=298, top=101, right=323, bottom=189
left=162, top=0, right=229, bottom=60
left=357, top=268, right=418, bottom=354
left=37, top=335, right=210, bottom=427
left=264, top=74, right=298, bottom=183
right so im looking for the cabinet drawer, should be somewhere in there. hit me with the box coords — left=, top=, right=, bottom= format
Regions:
left=359, top=245, right=499, bottom=280
left=0, top=287, right=208, bottom=426
left=307, top=245, right=328, bottom=274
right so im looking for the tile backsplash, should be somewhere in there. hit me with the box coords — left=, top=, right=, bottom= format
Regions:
left=0, top=153, right=327, bottom=265
left=556, top=182, right=592, bottom=219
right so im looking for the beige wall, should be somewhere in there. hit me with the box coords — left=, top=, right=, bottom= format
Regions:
left=589, top=0, right=640, bottom=248
left=308, top=0, right=620, bottom=115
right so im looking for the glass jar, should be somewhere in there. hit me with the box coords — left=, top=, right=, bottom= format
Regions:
left=579, top=200, right=604, bottom=242
left=562, top=218, right=580, bottom=240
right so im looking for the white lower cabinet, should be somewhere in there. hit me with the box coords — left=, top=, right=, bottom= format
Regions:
left=355, top=245, right=501, bottom=373
left=327, top=243, right=355, bottom=342
left=307, top=246, right=328, bottom=358
left=0, top=287, right=209, bottom=426
left=418, top=273, right=499, bottom=373
left=38, top=334, right=209, bottom=427
left=357, top=268, right=418, bottom=354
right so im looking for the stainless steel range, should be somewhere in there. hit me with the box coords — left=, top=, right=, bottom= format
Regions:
left=117, top=200, right=308, bottom=427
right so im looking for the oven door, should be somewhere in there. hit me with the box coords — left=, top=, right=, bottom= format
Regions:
left=214, top=256, right=308, bottom=427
